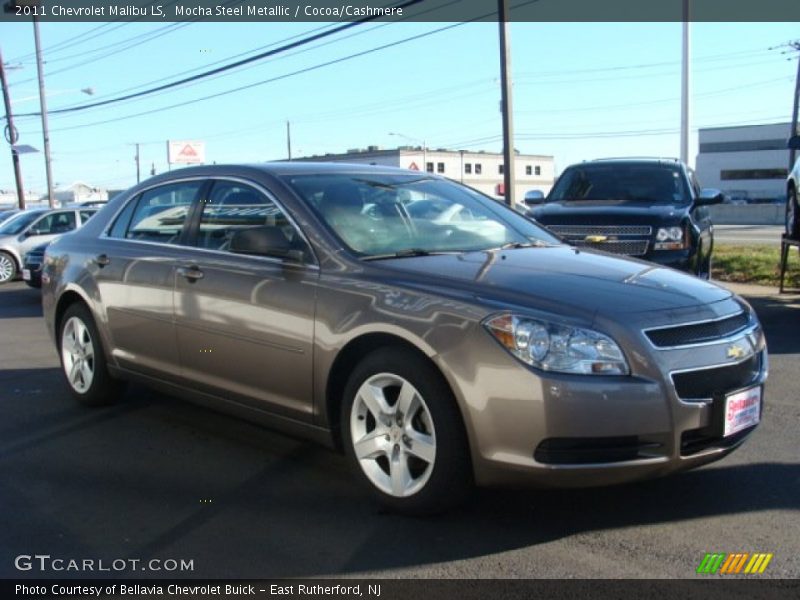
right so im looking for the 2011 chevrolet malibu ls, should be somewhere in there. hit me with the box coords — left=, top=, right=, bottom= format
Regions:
left=41, top=163, right=767, bottom=514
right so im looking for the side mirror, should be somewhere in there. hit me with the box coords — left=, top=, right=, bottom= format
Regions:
left=788, top=135, right=800, bottom=150
left=523, top=190, right=545, bottom=206
left=697, top=188, right=724, bottom=206
left=229, top=226, right=304, bottom=262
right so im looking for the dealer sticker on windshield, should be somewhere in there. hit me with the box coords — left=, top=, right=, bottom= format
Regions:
left=723, top=386, right=761, bottom=437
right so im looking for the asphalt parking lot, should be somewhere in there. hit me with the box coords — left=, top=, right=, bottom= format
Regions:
left=0, top=280, right=798, bottom=579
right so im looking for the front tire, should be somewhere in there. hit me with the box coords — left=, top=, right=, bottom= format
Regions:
left=0, top=251, right=17, bottom=284
left=59, top=303, right=126, bottom=406
left=341, top=347, right=471, bottom=515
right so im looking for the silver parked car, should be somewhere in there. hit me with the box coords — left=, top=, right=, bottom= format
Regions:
left=0, top=207, right=97, bottom=283
left=41, top=164, right=767, bottom=514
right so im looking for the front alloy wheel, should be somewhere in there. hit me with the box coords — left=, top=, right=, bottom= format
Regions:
left=0, top=252, right=16, bottom=283
left=350, top=373, right=437, bottom=498
left=342, top=347, right=471, bottom=515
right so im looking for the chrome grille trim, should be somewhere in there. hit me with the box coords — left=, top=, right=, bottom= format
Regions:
left=572, top=239, right=649, bottom=256
left=548, top=225, right=653, bottom=237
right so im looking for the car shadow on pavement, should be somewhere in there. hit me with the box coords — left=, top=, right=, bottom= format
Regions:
left=0, top=284, right=42, bottom=319
left=745, top=294, right=800, bottom=355
left=0, top=377, right=798, bottom=579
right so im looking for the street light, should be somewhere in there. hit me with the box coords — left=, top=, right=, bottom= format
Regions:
left=388, top=132, right=427, bottom=172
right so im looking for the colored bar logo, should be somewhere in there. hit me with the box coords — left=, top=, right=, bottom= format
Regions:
left=697, top=553, right=773, bottom=574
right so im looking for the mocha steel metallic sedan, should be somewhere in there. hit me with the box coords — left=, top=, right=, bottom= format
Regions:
left=41, top=163, right=767, bottom=514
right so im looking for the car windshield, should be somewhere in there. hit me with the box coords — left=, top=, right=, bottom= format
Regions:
left=0, top=210, right=43, bottom=235
left=548, top=164, right=690, bottom=205
left=282, top=173, right=561, bottom=257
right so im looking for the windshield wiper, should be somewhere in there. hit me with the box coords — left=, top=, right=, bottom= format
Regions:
left=361, top=248, right=456, bottom=261
left=497, top=240, right=552, bottom=250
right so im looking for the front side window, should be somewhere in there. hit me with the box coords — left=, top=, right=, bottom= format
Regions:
left=80, top=210, right=97, bottom=224
left=194, top=181, right=302, bottom=255
left=125, top=181, right=202, bottom=243
left=548, top=164, right=690, bottom=205
left=282, top=173, right=560, bottom=257
left=31, top=211, right=77, bottom=235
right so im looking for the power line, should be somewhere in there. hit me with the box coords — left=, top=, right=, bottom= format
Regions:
left=5, top=0, right=173, bottom=65
left=12, top=0, right=426, bottom=119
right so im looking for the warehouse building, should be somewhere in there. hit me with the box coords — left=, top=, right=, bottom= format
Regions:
left=296, top=146, right=555, bottom=201
left=695, top=122, right=793, bottom=202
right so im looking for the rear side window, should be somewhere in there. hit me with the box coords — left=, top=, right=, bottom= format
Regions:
left=79, top=210, right=97, bottom=224
left=123, top=182, right=201, bottom=244
left=108, top=199, right=137, bottom=239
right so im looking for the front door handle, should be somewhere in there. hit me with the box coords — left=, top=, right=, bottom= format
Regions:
left=95, top=254, right=111, bottom=267
left=177, top=266, right=204, bottom=281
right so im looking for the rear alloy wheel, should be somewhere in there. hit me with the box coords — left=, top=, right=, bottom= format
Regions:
left=59, top=303, right=126, bottom=406
left=787, top=187, right=799, bottom=239
left=0, top=252, right=16, bottom=283
left=342, top=347, right=471, bottom=515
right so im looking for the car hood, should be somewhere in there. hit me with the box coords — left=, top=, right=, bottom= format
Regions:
left=373, top=246, right=731, bottom=320
left=530, top=201, right=689, bottom=225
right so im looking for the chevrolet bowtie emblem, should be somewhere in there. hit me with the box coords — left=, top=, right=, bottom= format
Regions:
left=585, top=235, right=608, bottom=243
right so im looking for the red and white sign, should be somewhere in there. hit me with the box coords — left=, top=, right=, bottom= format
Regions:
left=723, top=386, right=761, bottom=437
left=408, top=161, right=419, bottom=171
left=168, top=140, right=206, bottom=164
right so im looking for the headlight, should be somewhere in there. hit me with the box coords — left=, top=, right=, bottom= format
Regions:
left=654, top=226, right=686, bottom=250
left=484, top=314, right=629, bottom=375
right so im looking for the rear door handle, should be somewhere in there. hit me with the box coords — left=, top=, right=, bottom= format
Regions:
left=177, top=266, right=204, bottom=281
left=95, top=254, right=111, bottom=267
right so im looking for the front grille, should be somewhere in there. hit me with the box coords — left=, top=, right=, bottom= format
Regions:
left=546, top=224, right=652, bottom=256
left=646, top=312, right=750, bottom=347
left=572, top=239, right=649, bottom=256
left=671, top=354, right=761, bottom=401
left=534, top=436, right=663, bottom=464
left=548, top=225, right=652, bottom=237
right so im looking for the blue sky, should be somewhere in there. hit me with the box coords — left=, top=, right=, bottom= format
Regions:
left=0, top=19, right=797, bottom=193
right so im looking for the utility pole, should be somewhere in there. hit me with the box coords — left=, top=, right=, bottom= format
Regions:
left=680, top=0, right=691, bottom=166
left=498, top=0, right=516, bottom=207
left=286, top=120, right=292, bottom=160
left=0, top=47, right=26, bottom=209
left=33, top=16, right=55, bottom=207
left=135, top=143, right=141, bottom=183
left=789, top=41, right=800, bottom=168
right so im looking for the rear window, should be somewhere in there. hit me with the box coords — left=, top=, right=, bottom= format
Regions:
left=548, top=164, right=690, bottom=205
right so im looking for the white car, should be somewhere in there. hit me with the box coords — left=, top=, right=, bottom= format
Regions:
left=0, top=207, right=97, bottom=283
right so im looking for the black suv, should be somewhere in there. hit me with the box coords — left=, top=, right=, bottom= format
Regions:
left=527, top=158, right=724, bottom=278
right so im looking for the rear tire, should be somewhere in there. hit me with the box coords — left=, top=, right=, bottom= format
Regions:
left=58, top=303, right=126, bottom=406
left=341, top=347, right=472, bottom=515
left=0, top=251, right=16, bottom=284
left=787, top=187, right=799, bottom=239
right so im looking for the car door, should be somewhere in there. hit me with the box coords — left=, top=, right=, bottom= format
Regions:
left=92, top=180, right=203, bottom=380
left=173, top=178, right=318, bottom=421
left=18, top=210, right=77, bottom=256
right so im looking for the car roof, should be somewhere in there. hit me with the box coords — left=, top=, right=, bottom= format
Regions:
left=143, top=161, right=434, bottom=180
left=586, top=158, right=683, bottom=167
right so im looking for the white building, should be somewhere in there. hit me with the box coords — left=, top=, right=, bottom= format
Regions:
left=296, top=146, right=555, bottom=201
left=695, top=122, right=793, bottom=202
left=54, top=182, right=109, bottom=205
left=0, top=189, right=40, bottom=207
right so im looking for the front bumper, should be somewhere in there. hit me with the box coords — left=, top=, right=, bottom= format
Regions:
left=644, top=247, right=699, bottom=273
left=22, top=260, right=43, bottom=288
left=435, top=307, right=766, bottom=488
